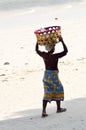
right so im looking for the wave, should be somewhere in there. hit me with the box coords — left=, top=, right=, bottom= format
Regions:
left=0, top=0, right=84, bottom=11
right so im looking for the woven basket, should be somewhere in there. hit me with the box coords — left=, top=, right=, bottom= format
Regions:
left=34, top=26, right=61, bottom=45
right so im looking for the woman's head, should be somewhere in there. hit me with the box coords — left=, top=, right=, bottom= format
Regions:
left=45, top=44, right=55, bottom=53
left=49, top=46, right=55, bottom=54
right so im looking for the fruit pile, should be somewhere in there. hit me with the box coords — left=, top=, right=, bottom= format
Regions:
left=34, top=26, right=61, bottom=46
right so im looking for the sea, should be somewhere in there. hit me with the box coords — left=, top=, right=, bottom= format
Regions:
left=0, top=0, right=85, bottom=11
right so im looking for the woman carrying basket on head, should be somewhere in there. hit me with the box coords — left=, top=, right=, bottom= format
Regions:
left=35, top=32, right=68, bottom=117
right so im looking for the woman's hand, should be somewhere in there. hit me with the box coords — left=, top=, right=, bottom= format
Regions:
left=35, top=42, right=39, bottom=51
left=59, top=36, right=63, bottom=42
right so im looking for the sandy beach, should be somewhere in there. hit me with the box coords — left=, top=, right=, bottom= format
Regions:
left=0, top=0, right=86, bottom=130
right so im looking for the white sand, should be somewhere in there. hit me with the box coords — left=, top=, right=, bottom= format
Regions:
left=0, top=2, right=86, bottom=130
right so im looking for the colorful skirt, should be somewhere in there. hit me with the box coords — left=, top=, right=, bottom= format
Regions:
left=43, top=70, right=64, bottom=102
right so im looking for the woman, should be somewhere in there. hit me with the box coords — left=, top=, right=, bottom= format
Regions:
left=35, top=37, right=68, bottom=117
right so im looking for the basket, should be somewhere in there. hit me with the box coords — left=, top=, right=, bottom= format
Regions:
left=34, top=26, right=61, bottom=46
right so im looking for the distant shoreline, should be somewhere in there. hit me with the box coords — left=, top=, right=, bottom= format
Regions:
left=0, top=0, right=84, bottom=11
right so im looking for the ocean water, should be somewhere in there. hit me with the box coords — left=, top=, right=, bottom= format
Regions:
left=0, top=0, right=84, bottom=10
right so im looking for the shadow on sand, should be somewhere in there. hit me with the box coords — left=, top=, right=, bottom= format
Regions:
left=0, top=97, right=86, bottom=130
